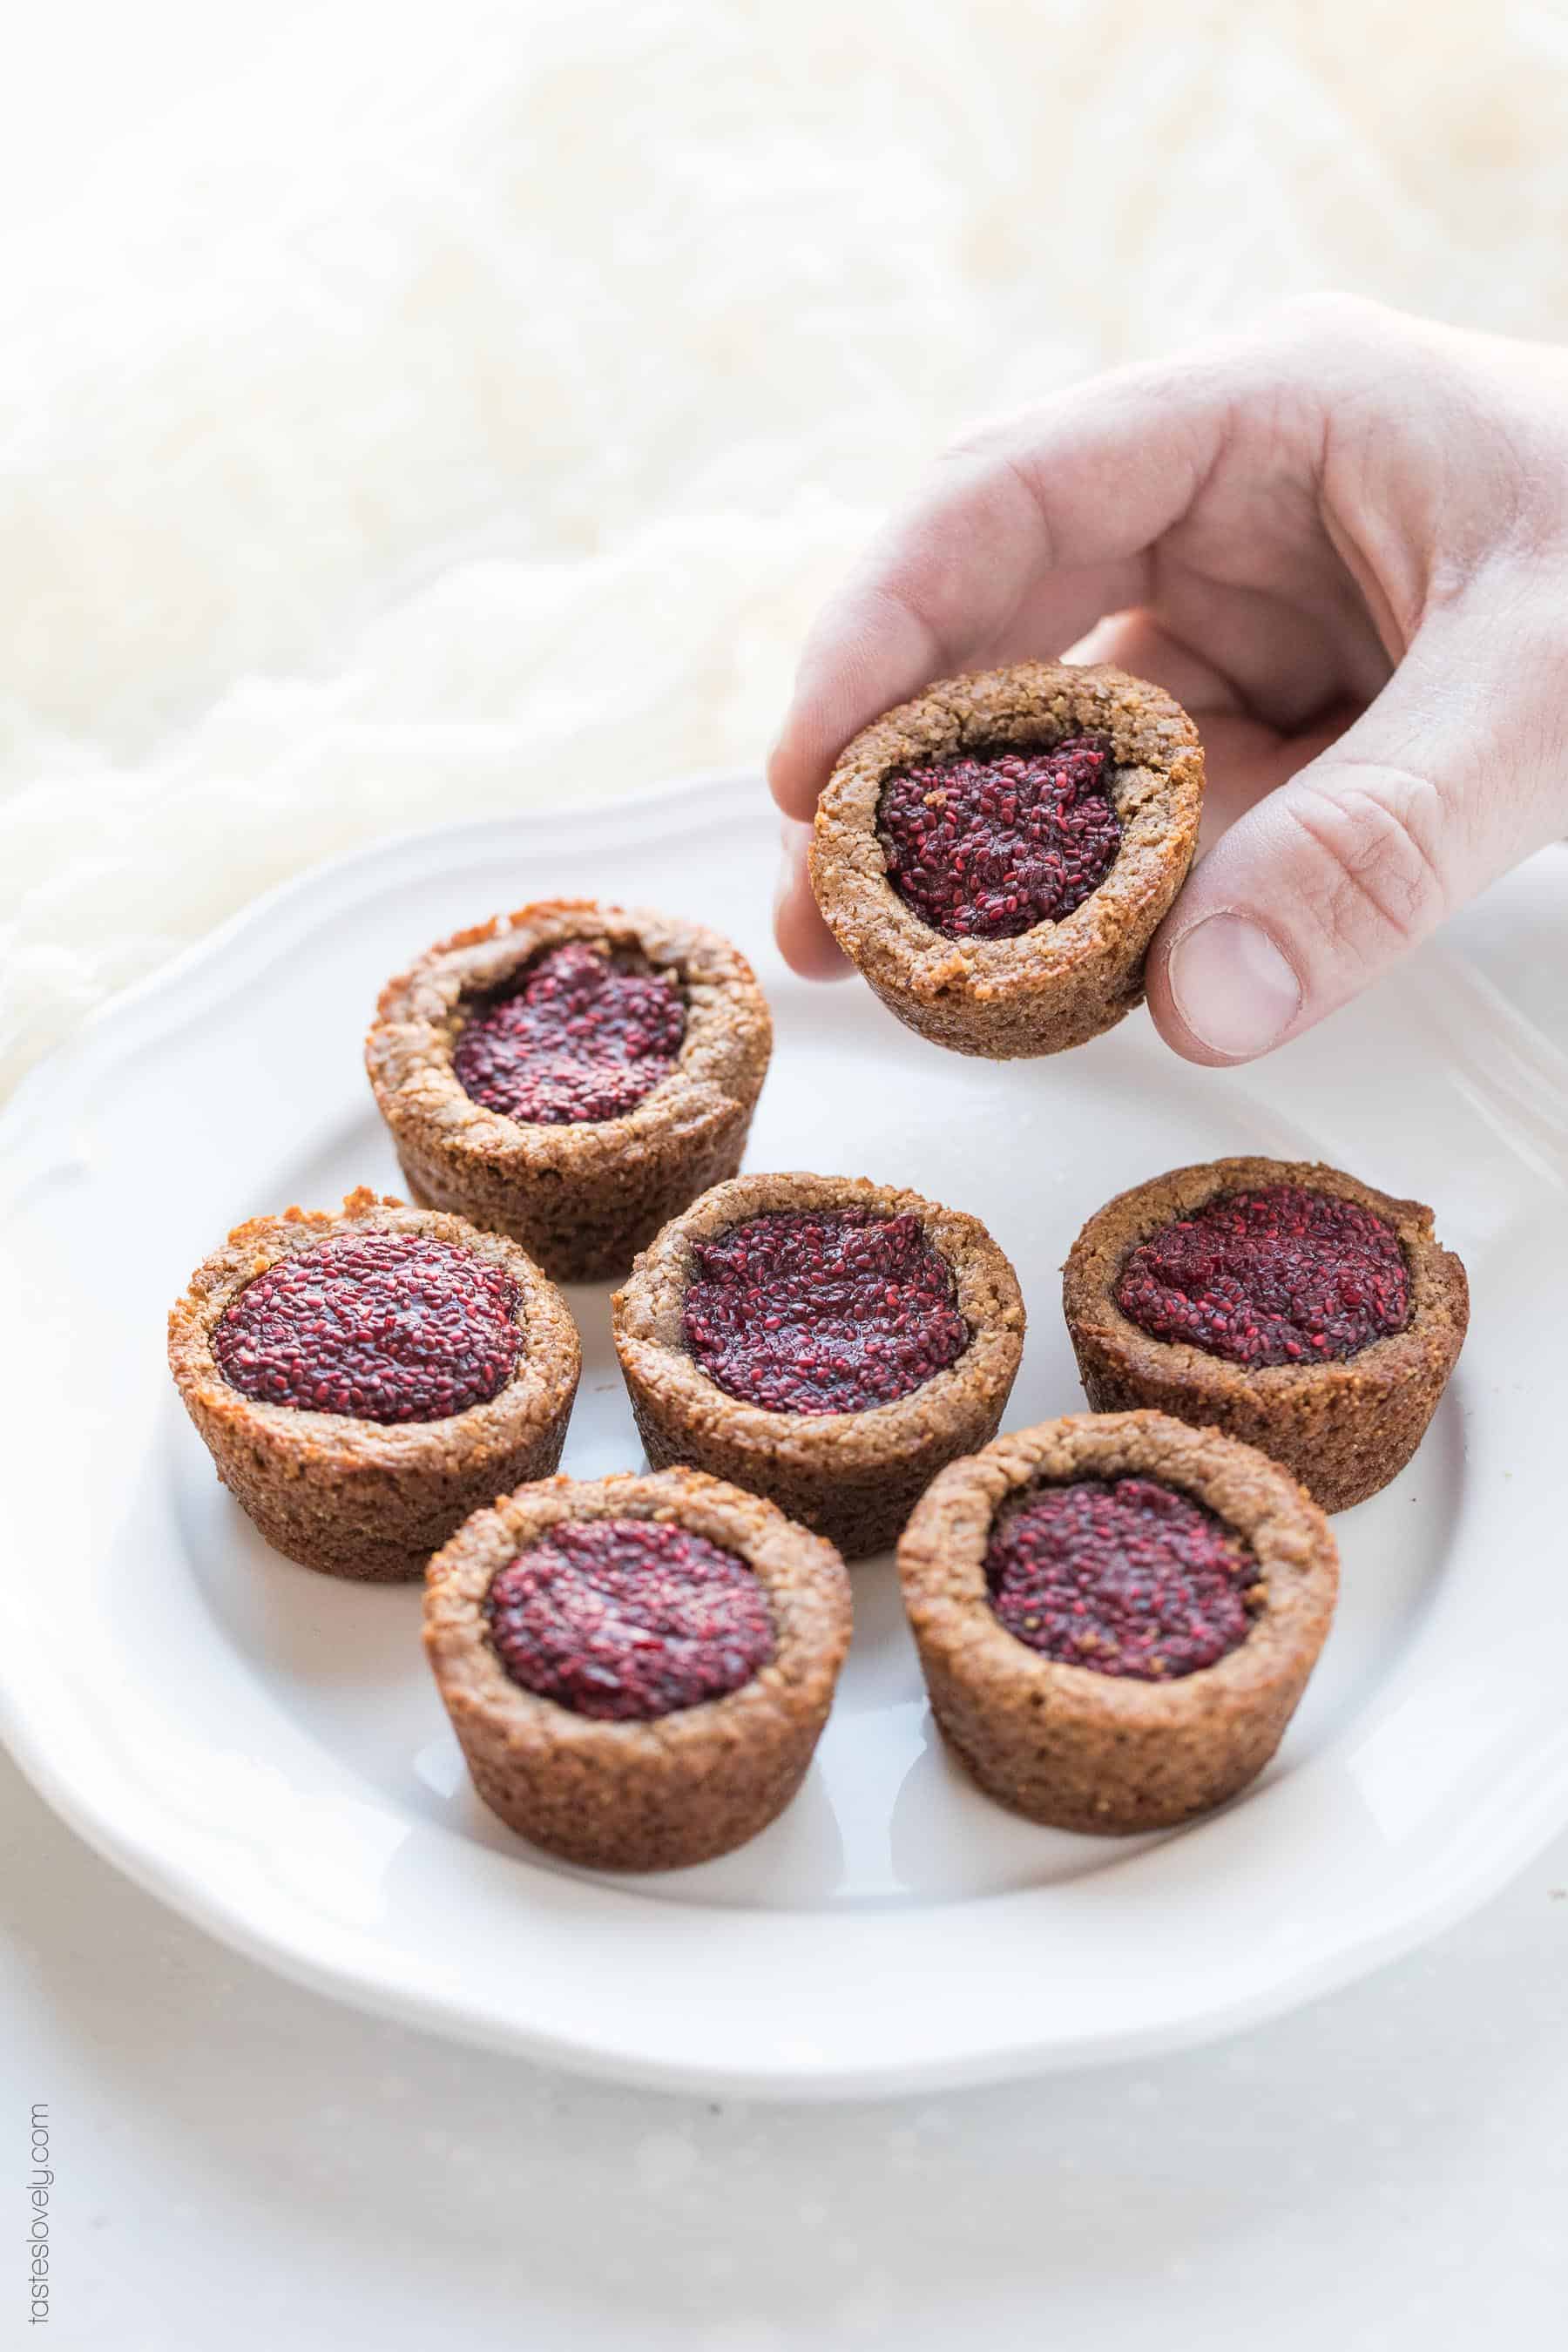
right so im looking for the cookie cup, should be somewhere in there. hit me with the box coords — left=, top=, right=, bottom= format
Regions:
left=168, top=1189, right=581, bottom=1582
left=808, top=660, right=1203, bottom=1058
left=423, top=1470, right=852, bottom=1871
left=612, top=1172, right=1025, bottom=1559
left=898, top=1411, right=1339, bottom=1834
left=365, top=898, right=772, bottom=1283
left=1063, top=1156, right=1470, bottom=1512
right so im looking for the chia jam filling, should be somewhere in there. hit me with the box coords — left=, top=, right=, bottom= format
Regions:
left=986, top=1477, right=1260, bottom=1680
left=483, top=1517, right=774, bottom=1720
left=681, top=1208, right=969, bottom=1415
left=452, top=939, right=685, bottom=1125
left=1116, top=1183, right=1410, bottom=1369
left=213, top=1231, right=521, bottom=1423
left=876, top=735, right=1121, bottom=941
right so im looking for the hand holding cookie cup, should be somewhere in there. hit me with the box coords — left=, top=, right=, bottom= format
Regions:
left=808, top=660, right=1203, bottom=1059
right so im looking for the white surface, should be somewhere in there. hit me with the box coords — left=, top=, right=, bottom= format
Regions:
left=1, top=847, right=1565, bottom=2350
left=3, top=776, right=1567, bottom=2115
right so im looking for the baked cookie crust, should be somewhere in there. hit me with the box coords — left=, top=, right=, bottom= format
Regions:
left=808, top=661, right=1203, bottom=1058
left=898, top=1410, right=1339, bottom=1834
left=423, top=1468, right=852, bottom=1871
left=168, top=1188, right=581, bottom=1582
left=1062, top=1156, right=1469, bottom=1512
left=365, top=899, right=773, bottom=1283
left=612, top=1171, right=1025, bottom=1559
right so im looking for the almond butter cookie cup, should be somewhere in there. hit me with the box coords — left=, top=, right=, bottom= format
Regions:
left=423, top=1469, right=852, bottom=1870
left=808, top=660, right=1203, bottom=1059
left=612, top=1172, right=1025, bottom=1559
left=1063, top=1157, right=1469, bottom=1512
left=168, top=1189, right=581, bottom=1582
left=365, top=899, right=773, bottom=1284
left=899, top=1411, right=1338, bottom=1834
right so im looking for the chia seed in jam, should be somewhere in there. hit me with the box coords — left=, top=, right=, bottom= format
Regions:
left=681, top=1208, right=969, bottom=1415
left=986, top=1476, right=1258, bottom=1680
left=876, top=736, right=1120, bottom=940
left=453, top=940, right=684, bottom=1125
left=1116, top=1183, right=1410, bottom=1369
left=484, top=1517, right=774, bottom=1720
left=213, top=1230, right=521, bottom=1423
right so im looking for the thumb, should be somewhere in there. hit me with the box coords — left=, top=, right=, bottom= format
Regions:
left=1146, top=615, right=1564, bottom=1064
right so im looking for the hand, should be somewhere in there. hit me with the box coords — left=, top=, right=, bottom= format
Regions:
left=769, top=294, right=1568, bottom=1063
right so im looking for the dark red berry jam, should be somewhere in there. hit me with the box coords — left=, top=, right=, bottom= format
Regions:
left=877, top=736, right=1120, bottom=940
left=484, top=1517, right=774, bottom=1720
left=682, top=1208, right=969, bottom=1415
left=453, top=940, right=684, bottom=1125
left=987, top=1477, right=1258, bottom=1680
left=1116, top=1183, right=1409, bottom=1369
left=213, top=1231, right=521, bottom=1423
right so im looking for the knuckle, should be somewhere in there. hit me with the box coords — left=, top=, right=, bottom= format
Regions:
left=1279, top=767, right=1452, bottom=967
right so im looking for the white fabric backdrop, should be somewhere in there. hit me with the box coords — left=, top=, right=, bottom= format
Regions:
left=5, top=0, right=1568, bottom=1091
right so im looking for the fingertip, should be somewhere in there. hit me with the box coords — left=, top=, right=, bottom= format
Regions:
left=774, top=882, right=853, bottom=978
left=766, top=723, right=827, bottom=821
left=1144, top=908, right=1214, bottom=1063
left=1143, top=936, right=1236, bottom=1066
left=1146, top=903, right=1304, bottom=1066
left=774, top=821, right=853, bottom=980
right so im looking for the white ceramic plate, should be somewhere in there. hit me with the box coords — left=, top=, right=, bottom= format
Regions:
left=3, top=774, right=1567, bottom=2100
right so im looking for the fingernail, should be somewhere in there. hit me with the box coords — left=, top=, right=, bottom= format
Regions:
left=1167, top=914, right=1302, bottom=1060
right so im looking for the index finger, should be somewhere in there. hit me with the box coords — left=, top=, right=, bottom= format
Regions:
left=766, top=357, right=1241, bottom=820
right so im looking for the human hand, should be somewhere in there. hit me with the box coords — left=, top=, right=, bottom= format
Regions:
left=769, top=294, right=1568, bottom=1063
